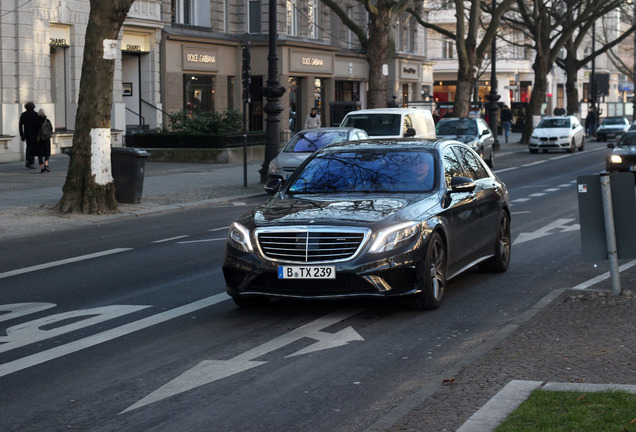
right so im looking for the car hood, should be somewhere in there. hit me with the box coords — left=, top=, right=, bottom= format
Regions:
left=612, top=145, right=636, bottom=155
left=437, top=135, right=477, bottom=144
left=272, top=152, right=313, bottom=169
left=247, top=193, right=440, bottom=228
left=532, top=127, right=571, bottom=137
left=599, top=124, right=627, bottom=130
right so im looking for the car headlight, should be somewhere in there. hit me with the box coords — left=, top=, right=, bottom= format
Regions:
left=609, top=155, right=623, bottom=164
left=228, top=222, right=253, bottom=252
left=268, top=160, right=283, bottom=176
left=531, top=135, right=538, bottom=140
left=369, top=222, right=420, bottom=254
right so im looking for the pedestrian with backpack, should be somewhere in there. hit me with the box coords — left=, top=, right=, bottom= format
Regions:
left=35, top=109, right=53, bottom=173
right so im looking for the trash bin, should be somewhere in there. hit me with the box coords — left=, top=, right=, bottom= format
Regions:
left=111, top=147, right=149, bottom=204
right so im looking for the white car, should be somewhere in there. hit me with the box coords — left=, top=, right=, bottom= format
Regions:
left=339, top=108, right=436, bottom=139
left=529, top=116, right=585, bottom=153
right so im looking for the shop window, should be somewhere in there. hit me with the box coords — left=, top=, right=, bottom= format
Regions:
left=335, top=81, right=360, bottom=101
left=50, top=46, right=68, bottom=130
left=248, top=0, right=261, bottom=34
left=286, top=0, right=298, bottom=36
left=184, top=75, right=215, bottom=112
left=172, top=0, right=210, bottom=27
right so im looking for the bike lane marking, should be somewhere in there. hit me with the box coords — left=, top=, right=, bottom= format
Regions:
left=0, top=294, right=228, bottom=378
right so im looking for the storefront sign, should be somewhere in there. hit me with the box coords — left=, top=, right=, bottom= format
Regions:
left=183, top=46, right=218, bottom=71
left=122, top=33, right=149, bottom=53
left=289, top=50, right=333, bottom=74
left=400, top=61, right=420, bottom=80
left=49, top=25, right=70, bottom=47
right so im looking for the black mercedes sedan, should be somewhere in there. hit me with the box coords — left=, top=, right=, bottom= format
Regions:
left=223, top=140, right=511, bottom=310
left=607, top=131, right=636, bottom=180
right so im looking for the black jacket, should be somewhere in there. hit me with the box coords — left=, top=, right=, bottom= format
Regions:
left=19, top=109, right=40, bottom=142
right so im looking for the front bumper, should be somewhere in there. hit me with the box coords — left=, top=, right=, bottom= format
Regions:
left=597, top=129, right=625, bottom=140
left=528, top=136, right=571, bottom=150
left=223, top=242, right=425, bottom=300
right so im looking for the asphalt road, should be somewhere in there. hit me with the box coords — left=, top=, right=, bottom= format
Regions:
left=0, top=140, right=622, bottom=431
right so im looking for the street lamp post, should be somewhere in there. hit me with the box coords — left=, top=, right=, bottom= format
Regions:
left=260, top=0, right=286, bottom=183
left=486, top=0, right=500, bottom=149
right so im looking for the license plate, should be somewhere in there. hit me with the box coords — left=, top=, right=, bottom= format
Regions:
left=278, top=266, right=336, bottom=279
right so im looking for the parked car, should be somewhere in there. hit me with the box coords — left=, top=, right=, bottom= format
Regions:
left=224, top=139, right=511, bottom=310
left=606, top=130, right=636, bottom=179
left=267, top=127, right=369, bottom=182
left=339, top=108, right=436, bottom=139
left=596, top=116, right=630, bottom=141
left=435, top=117, right=495, bottom=167
left=529, top=116, right=585, bottom=153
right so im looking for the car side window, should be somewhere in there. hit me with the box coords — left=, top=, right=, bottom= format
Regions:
left=404, top=115, right=413, bottom=135
left=453, top=146, right=489, bottom=180
left=443, top=146, right=467, bottom=188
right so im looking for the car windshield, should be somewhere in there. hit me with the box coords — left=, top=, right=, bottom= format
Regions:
left=436, top=119, right=478, bottom=136
left=602, top=118, right=625, bottom=125
left=340, top=114, right=402, bottom=137
left=287, top=149, right=436, bottom=193
left=284, top=131, right=350, bottom=152
left=617, top=134, right=636, bottom=147
left=537, top=118, right=570, bottom=128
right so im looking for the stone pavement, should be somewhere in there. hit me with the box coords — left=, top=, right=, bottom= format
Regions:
left=1, top=141, right=635, bottom=432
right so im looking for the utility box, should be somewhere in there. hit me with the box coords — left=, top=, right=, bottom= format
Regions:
left=111, top=147, right=149, bottom=204
left=577, top=172, right=636, bottom=260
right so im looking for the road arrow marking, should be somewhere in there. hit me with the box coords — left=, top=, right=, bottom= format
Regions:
left=513, top=218, right=580, bottom=246
left=122, top=309, right=364, bottom=413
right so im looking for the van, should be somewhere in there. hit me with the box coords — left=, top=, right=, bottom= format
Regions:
left=339, top=108, right=436, bottom=139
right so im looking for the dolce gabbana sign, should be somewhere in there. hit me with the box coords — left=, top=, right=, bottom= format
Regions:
left=183, top=46, right=218, bottom=71
left=289, top=50, right=333, bottom=74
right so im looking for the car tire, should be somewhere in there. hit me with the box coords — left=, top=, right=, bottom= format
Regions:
left=409, top=231, right=446, bottom=310
left=567, top=139, right=575, bottom=153
left=486, top=149, right=494, bottom=168
left=578, top=136, right=585, bottom=151
left=479, top=212, right=511, bottom=273
left=232, top=295, right=271, bottom=308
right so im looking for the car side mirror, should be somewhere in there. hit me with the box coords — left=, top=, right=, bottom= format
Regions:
left=449, top=176, right=476, bottom=193
left=264, top=178, right=283, bottom=195
left=405, top=127, right=416, bottom=137
left=607, top=143, right=615, bottom=149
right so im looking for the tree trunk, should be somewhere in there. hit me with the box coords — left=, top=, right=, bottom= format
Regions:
left=366, top=9, right=392, bottom=108
left=455, top=66, right=475, bottom=118
left=56, top=0, right=135, bottom=214
left=521, top=61, right=549, bottom=145
left=564, top=61, right=580, bottom=116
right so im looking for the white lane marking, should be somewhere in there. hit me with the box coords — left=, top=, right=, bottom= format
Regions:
left=177, top=238, right=226, bottom=244
left=522, top=160, right=549, bottom=167
left=513, top=219, right=579, bottom=246
left=0, top=303, right=56, bottom=323
left=529, top=193, right=546, bottom=197
left=571, top=260, right=636, bottom=290
left=493, top=167, right=519, bottom=174
left=153, top=235, right=190, bottom=243
left=209, top=226, right=230, bottom=232
left=543, top=188, right=560, bottom=192
left=512, top=198, right=531, bottom=203
left=123, top=308, right=364, bottom=413
left=0, top=294, right=228, bottom=378
left=0, top=248, right=132, bottom=279
left=233, top=202, right=247, bottom=206
left=511, top=211, right=531, bottom=215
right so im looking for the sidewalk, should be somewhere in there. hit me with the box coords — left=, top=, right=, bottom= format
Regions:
left=1, top=145, right=634, bottom=432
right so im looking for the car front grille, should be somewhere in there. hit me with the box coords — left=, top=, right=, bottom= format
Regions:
left=539, top=137, right=558, bottom=142
left=256, top=227, right=370, bottom=263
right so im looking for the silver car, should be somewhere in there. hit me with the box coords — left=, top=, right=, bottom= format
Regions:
left=267, top=127, right=369, bottom=182
left=435, top=117, right=495, bottom=167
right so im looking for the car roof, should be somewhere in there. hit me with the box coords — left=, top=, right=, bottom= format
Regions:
left=295, top=127, right=363, bottom=133
left=343, top=108, right=431, bottom=115
left=318, top=138, right=457, bottom=154
left=540, top=116, right=573, bottom=120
